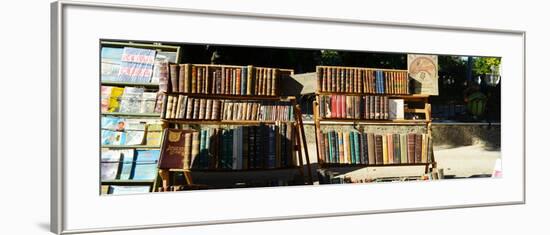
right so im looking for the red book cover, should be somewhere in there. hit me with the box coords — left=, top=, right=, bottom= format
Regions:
left=159, top=129, right=196, bottom=169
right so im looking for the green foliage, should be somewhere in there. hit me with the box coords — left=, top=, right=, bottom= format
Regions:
left=473, top=57, right=501, bottom=75
left=319, top=50, right=343, bottom=65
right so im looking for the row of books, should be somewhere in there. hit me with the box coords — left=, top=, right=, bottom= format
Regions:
left=159, top=125, right=296, bottom=170
left=101, top=117, right=162, bottom=146
left=318, top=131, right=432, bottom=165
left=101, top=46, right=177, bottom=84
left=101, top=86, right=164, bottom=114
left=317, top=66, right=409, bottom=94
left=100, top=149, right=160, bottom=181
left=318, top=95, right=391, bottom=120
left=162, top=94, right=294, bottom=121
left=163, top=64, right=289, bottom=96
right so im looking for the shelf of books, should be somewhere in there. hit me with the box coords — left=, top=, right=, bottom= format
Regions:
left=155, top=63, right=313, bottom=192
left=99, top=40, right=181, bottom=195
left=313, top=65, right=436, bottom=184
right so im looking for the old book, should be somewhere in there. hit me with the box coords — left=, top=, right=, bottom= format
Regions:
left=388, top=134, right=395, bottom=164
left=246, top=65, right=254, bottom=95
left=343, top=132, right=350, bottom=164
left=415, top=134, right=422, bottom=163
left=169, top=64, right=179, bottom=92
left=407, top=133, right=416, bottom=163
left=354, top=132, right=360, bottom=164
left=197, top=66, right=203, bottom=94
left=389, top=99, right=404, bottom=120
left=393, top=133, right=401, bottom=164
left=165, top=95, right=173, bottom=119
left=154, top=93, right=165, bottom=114
left=374, top=96, right=380, bottom=119
left=367, top=133, right=375, bottom=164
left=400, top=134, right=407, bottom=164
left=191, top=132, right=200, bottom=169
left=159, top=129, right=190, bottom=169
left=191, top=66, right=197, bottom=93
left=271, top=69, right=278, bottom=96
left=182, top=132, right=192, bottom=170
left=381, top=134, right=387, bottom=164
left=152, top=55, right=169, bottom=85
left=374, top=135, right=383, bottom=164
left=192, top=98, right=200, bottom=119
left=198, top=98, right=206, bottom=119
left=383, top=96, right=389, bottom=119
left=337, top=132, right=344, bottom=163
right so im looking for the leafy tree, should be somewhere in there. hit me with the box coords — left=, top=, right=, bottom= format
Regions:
left=473, top=57, right=501, bottom=75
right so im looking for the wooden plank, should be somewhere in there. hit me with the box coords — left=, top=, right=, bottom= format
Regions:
left=101, top=81, right=160, bottom=88
left=101, top=112, right=160, bottom=117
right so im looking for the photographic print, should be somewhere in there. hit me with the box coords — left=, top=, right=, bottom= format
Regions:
left=99, top=40, right=503, bottom=194
left=51, top=1, right=524, bottom=233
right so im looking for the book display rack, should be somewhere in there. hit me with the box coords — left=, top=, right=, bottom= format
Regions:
left=154, top=64, right=313, bottom=191
left=312, top=65, right=436, bottom=183
left=100, top=41, right=181, bottom=194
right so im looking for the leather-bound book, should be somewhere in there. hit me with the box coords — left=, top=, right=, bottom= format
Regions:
left=169, top=64, right=179, bottom=93
left=158, top=129, right=195, bottom=169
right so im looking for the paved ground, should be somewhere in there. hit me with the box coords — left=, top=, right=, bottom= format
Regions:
left=433, top=144, right=501, bottom=178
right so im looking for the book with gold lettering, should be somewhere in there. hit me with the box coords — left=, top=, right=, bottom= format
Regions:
left=158, top=129, right=197, bottom=169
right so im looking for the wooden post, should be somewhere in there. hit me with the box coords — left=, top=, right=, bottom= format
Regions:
left=293, top=102, right=313, bottom=185
left=158, top=169, right=170, bottom=192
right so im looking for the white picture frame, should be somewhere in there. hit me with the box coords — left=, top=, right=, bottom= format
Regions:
left=51, top=1, right=525, bottom=234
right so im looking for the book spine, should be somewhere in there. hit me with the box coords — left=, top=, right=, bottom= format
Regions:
left=407, top=133, right=416, bottom=163
left=393, top=133, right=400, bottom=164
left=183, top=132, right=192, bottom=170
left=387, top=134, right=393, bottom=164
left=191, top=132, right=200, bottom=169
left=400, top=134, right=407, bottom=164
left=169, top=64, right=179, bottom=93
left=178, top=64, right=185, bottom=93
left=415, top=134, right=422, bottom=163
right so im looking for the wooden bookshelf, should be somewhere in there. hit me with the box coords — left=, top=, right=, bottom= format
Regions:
left=100, top=40, right=181, bottom=194
left=313, top=65, right=437, bottom=183
left=155, top=64, right=313, bottom=191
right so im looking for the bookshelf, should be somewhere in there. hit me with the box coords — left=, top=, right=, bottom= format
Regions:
left=154, top=64, right=313, bottom=191
left=99, top=40, right=181, bottom=194
left=312, top=65, right=436, bottom=183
